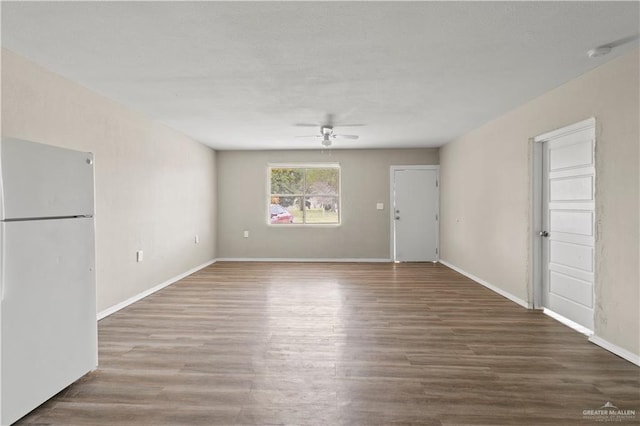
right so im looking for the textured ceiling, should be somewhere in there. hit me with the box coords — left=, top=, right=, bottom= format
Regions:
left=2, top=1, right=638, bottom=150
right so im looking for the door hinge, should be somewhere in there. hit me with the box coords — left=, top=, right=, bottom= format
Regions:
left=436, top=179, right=439, bottom=187
left=436, top=214, right=438, bottom=221
left=436, top=247, right=438, bottom=254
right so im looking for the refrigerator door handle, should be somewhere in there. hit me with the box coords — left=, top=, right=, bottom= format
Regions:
left=1, top=147, right=4, bottom=300
left=0, top=149, right=4, bottom=221
left=1, top=223, right=4, bottom=302
left=1, top=157, right=4, bottom=300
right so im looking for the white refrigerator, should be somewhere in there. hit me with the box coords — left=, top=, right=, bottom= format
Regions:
left=0, top=138, right=97, bottom=425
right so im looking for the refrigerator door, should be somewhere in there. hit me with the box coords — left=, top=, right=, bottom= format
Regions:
left=1, top=217, right=97, bottom=425
left=0, top=138, right=94, bottom=220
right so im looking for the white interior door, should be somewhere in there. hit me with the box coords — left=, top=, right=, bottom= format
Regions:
left=540, top=121, right=595, bottom=331
left=392, top=167, right=439, bottom=262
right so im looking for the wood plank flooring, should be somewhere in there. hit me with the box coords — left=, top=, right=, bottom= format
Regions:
left=16, top=262, right=640, bottom=425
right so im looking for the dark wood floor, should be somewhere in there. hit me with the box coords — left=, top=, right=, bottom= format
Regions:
left=16, top=262, right=639, bottom=425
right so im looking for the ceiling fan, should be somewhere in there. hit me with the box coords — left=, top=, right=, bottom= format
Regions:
left=295, top=114, right=363, bottom=147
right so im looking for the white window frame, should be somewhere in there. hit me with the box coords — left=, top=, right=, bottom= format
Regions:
left=267, top=163, right=341, bottom=227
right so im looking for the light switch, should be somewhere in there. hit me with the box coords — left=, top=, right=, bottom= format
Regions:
left=376, top=203, right=384, bottom=210
left=195, top=235, right=199, bottom=244
left=244, top=230, right=249, bottom=238
left=136, top=250, right=143, bottom=262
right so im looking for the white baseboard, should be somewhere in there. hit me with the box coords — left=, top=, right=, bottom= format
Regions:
left=589, top=335, right=640, bottom=366
left=438, top=259, right=531, bottom=309
left=216, top=257, right=392, bottom=263
left=542, top=308, right=593, bottom=336
left=97, top=259, right=216, bottom=320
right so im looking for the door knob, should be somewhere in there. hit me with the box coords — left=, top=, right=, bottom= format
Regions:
left=539, top=231, right=549, bottom=237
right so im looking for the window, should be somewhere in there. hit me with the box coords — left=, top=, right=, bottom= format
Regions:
left=268, top=164, right=340, bottom=225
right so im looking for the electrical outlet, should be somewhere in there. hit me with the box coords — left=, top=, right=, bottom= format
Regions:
left=136, top=250, right=143, bottom=262
left=376, top=203, right=384, bottom=210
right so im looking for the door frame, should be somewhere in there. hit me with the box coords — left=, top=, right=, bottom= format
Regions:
left=389, top=165, right=440, bottom=262
left=531, top=118, right=596, bottom=322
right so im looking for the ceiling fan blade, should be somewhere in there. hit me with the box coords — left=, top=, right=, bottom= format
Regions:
left=605, top=34, right=639, bottom=49
left=294, top=123, right=320, bottom=127
left=334, top=134, right=359, bottom=140
left=334, top=123, right=365, bottom=127
left=295, top=135, right=321, bottom=138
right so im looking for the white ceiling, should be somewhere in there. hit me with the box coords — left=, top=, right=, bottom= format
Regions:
left=2, top=2, right=638, bottom=150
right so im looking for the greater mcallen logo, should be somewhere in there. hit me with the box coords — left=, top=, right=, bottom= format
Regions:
left=583, top=402, right=636, bottom=422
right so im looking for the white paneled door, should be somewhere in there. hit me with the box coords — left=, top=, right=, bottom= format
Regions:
left=540, top=120, right=595, bottom=331
left=391, top=167, right=439, bottom=262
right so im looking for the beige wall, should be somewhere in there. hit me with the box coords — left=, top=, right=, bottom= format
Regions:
left=217, top=149, right=438, bottom=259
left=1, top=49, right=217, bottom=313
left=440, top=49, right=639, bottom=357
